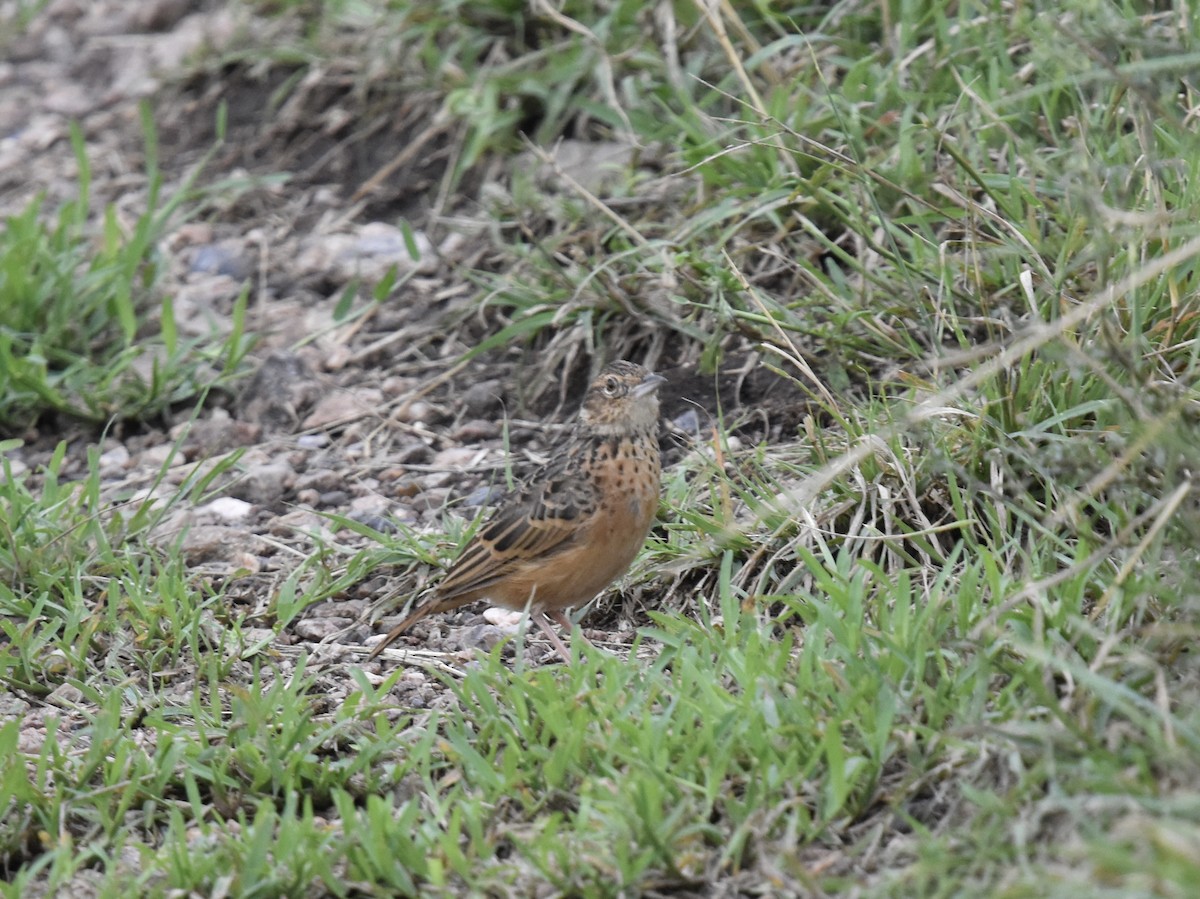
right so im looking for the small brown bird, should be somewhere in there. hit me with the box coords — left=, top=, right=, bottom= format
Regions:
left=368, top=360, right=666, bottom=662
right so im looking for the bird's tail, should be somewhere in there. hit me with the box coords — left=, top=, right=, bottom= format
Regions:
left=366, top=596, right=470, bottom=659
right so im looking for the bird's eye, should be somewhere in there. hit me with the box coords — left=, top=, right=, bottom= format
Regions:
left=604, top=376, right=620, bottom=396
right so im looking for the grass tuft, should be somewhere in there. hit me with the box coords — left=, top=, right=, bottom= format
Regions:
left=0, top=112, right=251, bottom=432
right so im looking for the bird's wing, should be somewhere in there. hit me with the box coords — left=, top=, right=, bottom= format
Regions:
left=434, top=462, right=597, bottom=601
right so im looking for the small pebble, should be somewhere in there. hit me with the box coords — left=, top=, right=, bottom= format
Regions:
left=98, top=444, right=130, bottom=475
left=410, top=486, right=451, bottom=511
left=453, top=419, right=499, bottom=442
left=431, top=446, right=486, bottom=469
left=672, top=408, right=702, bottom=436
left=462, top=484, right=506, bottom=508
left=200, top=497, right=253, bottom=521
left=190, top=242, right=252, bottom=280
left=461, top=379, right=503, bottom=417
left=483, top=608, right=524, bottom=631
left=347, top=513, right=397, bottom=533
left=234, top=461, right=294, bottom=506
left=318, top=490, right=349, bottom=508
left=295, top=468, right=341, bottom=492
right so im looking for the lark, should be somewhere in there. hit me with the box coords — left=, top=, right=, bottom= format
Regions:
left=368, top=361, right=665, bottom=662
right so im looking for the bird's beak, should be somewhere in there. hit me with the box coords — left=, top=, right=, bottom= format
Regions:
left=632, top=372, right=667, bottom=398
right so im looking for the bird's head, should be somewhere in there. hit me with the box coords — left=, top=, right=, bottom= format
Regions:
left=578, top=360, right=666, bottom=435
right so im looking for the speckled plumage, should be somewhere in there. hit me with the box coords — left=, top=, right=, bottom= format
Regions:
left=368, top=361, right=665, bottom=662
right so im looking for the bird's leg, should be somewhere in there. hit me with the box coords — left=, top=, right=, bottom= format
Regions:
left=546, top=609, right=573, bottom=631
left=532, top=611, right=574, bottom=663
left=544, top=609, right=605, bottom=660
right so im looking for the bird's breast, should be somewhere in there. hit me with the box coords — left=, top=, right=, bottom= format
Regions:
left=587, top=435, right=661, bottom=540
